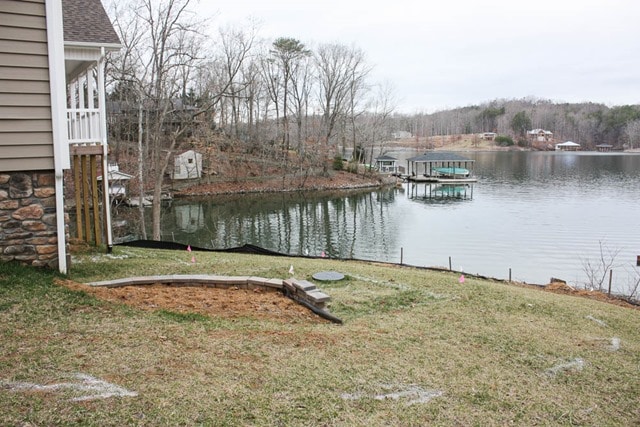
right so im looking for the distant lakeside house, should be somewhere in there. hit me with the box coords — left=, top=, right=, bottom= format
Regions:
left=480, top=132, right=497, bottom=140
left=392, top=131, right=412, bottom=139
left=0, top=0, right=121, bottom=273
left=107, top=98, right=202, bottom=141
left=528, top=129, right=554, bottom=142
left=374, top=154, right=399, bottom=174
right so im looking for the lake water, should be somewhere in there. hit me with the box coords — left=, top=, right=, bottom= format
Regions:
left=116, top=151, right=640, bottom=294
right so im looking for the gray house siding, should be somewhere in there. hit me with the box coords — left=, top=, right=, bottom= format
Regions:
left=0, top=0, right=55, bottom=172
left=0, top=0, right=60, bottom=269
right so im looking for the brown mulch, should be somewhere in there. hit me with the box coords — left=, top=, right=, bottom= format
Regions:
left=55, top=279, right=327, bottom=323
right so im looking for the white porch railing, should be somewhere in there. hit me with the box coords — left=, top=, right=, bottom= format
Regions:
left=67, top=108, right=102, bottom=144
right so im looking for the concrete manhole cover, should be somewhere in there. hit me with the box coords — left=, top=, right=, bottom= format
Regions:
left=312, top=271, right=345, bottom=281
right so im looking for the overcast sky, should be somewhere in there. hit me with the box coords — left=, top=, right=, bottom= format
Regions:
left=202, top=0, right=639, bottom=113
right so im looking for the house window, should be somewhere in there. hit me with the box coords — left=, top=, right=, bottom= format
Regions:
left=174, top=164, right=181, bottom=175
left=188, top=158, right=193, bottom=164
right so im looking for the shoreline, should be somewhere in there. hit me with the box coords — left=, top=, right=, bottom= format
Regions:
left=174, top=171, right=397, bottom=198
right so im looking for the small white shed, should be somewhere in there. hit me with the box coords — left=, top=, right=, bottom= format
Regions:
left=172, top=150, right=202, bottom=180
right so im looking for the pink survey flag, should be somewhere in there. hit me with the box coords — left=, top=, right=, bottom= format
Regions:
left=191, top=256, right=196, bottom=263
left=321, top=251, right=326, bottom=258
left=458, top=274, right=465, bottom=284
left=187, top=245, right=192, bottom=252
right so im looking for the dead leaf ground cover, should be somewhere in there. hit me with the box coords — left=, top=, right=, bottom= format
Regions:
left=175, top=170, right=391, bottom=197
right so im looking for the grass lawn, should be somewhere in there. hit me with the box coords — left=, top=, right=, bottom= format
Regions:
left=1, top=246, right=639, bottom=426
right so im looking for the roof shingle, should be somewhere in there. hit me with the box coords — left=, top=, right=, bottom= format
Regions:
left=62, top=0, right=120, bottom=45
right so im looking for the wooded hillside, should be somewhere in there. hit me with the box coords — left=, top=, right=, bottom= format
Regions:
left=389, top=98, right=640, bottom=149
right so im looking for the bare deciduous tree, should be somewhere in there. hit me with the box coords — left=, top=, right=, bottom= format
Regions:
left=288, top=52, right=313, bottom=155
left=108, top=0, right=149, bottom=238
left=110, top=0, right=208, bottom=240
left=624, top=119, right=640, bottom=149
left=269, top=38, right=310, bottom=153
left=203, top=24, right=257, bottom=137
left=315, top=43, right=370, bottom=169
left=365, top=80, right=396, bottom=164
left=580, top=241, right=621, bottom=291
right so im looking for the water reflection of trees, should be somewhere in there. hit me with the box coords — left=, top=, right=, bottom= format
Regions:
left=152, top=188, right=400, bottom=260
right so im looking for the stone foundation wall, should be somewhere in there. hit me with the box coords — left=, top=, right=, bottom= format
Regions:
left=0, top=171, right=65, bottom=269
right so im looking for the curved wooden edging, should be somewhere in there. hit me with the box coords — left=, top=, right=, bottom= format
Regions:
left=86, top=275, right=342, bottom=324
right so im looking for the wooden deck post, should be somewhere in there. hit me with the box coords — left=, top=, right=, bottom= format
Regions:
left=81, top=155, right=91, bottom=241
left=90, top=155, right=101, bottom=246
left=73, top=155, right=83, bottom=240
left=71, top=146, right=109, bottom=247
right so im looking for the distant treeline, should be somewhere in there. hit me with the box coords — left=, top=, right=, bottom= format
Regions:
left=389, top=98, right=640, bottom=149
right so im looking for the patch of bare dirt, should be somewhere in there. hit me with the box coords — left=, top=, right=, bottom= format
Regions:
left=56, top=279, right=327, bottom=323
left=544, top=281, right=639, bottom=310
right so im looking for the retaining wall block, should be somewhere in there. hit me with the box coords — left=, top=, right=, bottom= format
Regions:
left=283, top=278, right=316, bottom=292
left=248, top=277, right=283, bottom=289
left=305, top=290, right=331, bottom=304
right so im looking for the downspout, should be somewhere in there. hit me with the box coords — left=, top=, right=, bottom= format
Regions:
left=46, top=0, right=70, bottom=274
left=97, top=47, right=113, bottom=252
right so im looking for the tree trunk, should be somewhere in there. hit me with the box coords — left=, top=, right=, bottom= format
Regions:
left=152, top=145, right=175, bottom=240
left=137, top=100, right=147, bottom=239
